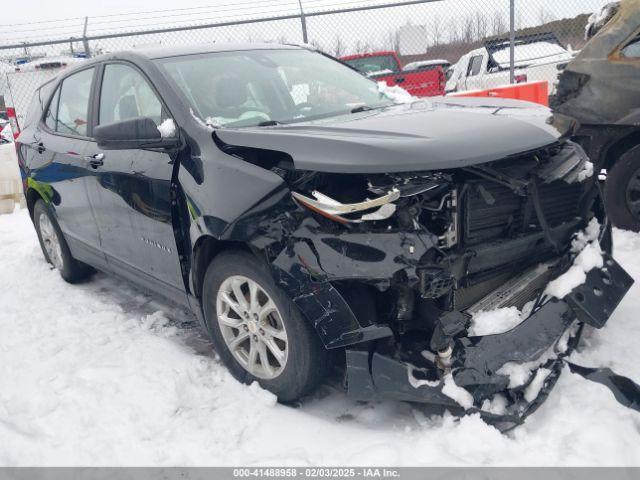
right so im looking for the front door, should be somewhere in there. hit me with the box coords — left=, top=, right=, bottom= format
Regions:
left=85, top=62, right=186, bottom=303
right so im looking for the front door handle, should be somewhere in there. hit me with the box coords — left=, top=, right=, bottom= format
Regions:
left=395, top=77, right=406, bottom=84
left=85, top=152, right=105, bottom=168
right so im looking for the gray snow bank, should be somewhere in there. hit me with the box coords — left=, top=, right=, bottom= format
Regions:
left=1, top=211, right=640, bottom=466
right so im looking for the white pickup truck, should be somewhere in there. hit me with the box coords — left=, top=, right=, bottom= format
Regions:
left=446, top=33, right=576, bottom=93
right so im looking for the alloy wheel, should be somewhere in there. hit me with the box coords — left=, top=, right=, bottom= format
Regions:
left=216, top=275, right=288, bottom=379
left=39, top=214, right=63, bottom=270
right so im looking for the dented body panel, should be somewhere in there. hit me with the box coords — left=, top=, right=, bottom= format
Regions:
left=552, top=0, right=640, bottom=127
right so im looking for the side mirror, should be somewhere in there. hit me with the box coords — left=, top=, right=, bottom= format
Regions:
left=94, top=117, right=180, bottom=150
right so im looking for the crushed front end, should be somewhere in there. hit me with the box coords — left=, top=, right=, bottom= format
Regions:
left=272, top=140, right=634, bottom=423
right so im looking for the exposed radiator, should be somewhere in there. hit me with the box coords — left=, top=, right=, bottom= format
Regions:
left=463, top=179, right=583, bottom=246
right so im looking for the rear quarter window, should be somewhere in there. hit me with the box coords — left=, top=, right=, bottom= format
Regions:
left=22, top=82, right=54, bottom=130
left=621, top=36, right=640, bottom=58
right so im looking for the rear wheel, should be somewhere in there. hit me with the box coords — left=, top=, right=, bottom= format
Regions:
left=605, top=145, right=640, bottom=232
left=202, top=250, right=330, bottom=401
left=33, top=199, right=92, bottom=283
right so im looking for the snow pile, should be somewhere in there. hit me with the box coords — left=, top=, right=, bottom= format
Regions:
left=545, top=219, right=603, bottom=299
left=499, top=358, right=547, bottom=389
left=442, top=374, right=474, bottom=409
left=468, top=306, right=524, bottom=337
left=524, top=368, right=552, bottom=402
left=1, top=210, right=640, bottom=466
left=377, top=81, right=414, bottom=104
left=480, top=394, right=508, bottom=416
left=156, top=118, right=176, bottom=138
left=407, top=366, right=439, bottom=389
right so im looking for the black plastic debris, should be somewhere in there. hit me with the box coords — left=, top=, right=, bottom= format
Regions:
left=567, top=362, right=640, bottom=413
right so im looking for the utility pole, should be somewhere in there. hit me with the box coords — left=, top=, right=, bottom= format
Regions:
left=298, top=0, right=308, bottom=44
left=82, top=16, right=91, bottom=58
left=509, top=0, right=515, bottom=83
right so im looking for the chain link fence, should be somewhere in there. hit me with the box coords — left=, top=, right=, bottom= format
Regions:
left=0, top=0, right=611, bottom=125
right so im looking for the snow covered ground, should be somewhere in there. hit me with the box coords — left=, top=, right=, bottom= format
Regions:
left=1, top=207, right=640, bottom=466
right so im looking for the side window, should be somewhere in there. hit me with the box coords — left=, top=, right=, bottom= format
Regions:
left=621, top=36, right=640, bottom=58
left=56, top=68, right=94, bottom=137
left=467, top=55, right=483, bottom=77
left=99, top=64, right=163, bottom=125
left=44, top=87, right=60, bottom=131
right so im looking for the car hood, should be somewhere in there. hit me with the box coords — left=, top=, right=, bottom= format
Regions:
left=214, top=97, right=566, bottom=174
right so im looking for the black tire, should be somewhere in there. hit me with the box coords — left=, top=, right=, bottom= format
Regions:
left=605, top=145, right=640, bottom=232
left=33, top=199, right=93, bottom=283
left=202, top=250, right=331, bottom=402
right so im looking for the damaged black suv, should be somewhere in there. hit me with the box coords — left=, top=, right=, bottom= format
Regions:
left=17, top=44, right=633, bottom=424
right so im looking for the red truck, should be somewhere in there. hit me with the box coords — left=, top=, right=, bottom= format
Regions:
left=340, top=51, right=445, bottom=97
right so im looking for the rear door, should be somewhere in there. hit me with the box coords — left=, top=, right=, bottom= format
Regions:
left=84, top=62, right=187, bottom=304
left=27, top=67, right=103, bottom=260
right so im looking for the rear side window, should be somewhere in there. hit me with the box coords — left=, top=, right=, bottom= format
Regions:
left=467, top=55, right=483, bottom=76
left=621, top=36, right=640, bottom=58
left=99, top=64, right=163, bottom=125
left=48, top=68, right=94, bottom=136
left=44, top=87, right=60, bottom=131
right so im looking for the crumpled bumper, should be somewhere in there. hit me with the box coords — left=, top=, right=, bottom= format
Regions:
left=345, top=253, right=634, bottom=427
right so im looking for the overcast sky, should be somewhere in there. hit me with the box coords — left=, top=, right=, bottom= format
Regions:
left=0, top=0, right=609, bottom=55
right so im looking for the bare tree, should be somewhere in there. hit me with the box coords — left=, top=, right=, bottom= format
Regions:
left=332, top=35, right=346, bottom=57
left=473, top=11, right=488, bottom=42
left=491, top=10, right=507, bottom=36
left=385, top=30, right=400, bottom=52
left=461, top=14, right=474, bottom=44
left=448, top=17, right=462, bottom=44
left=308, top=38, right=323, bottom=51
left=537, top=7, right=557, bottom=25
left=354, top=40, right=372, bottom=54
left=430, top=14, right=443, bottom=47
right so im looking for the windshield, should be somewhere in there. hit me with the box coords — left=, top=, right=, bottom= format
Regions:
left=341, top=54, right=398, bottom=75
left=157, top=49, right=395, bottom=128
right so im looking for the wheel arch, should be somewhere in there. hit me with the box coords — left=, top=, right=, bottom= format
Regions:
left=191, top=235, right=255, bottom=301
left=25, top=187, right=44, bottom=220
left=602, top=130, right=640, bottom=171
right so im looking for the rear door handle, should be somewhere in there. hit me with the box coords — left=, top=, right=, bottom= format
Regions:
left=84, top=152, right=105, bottom=168
left=395, top=77, right=406, bottom=84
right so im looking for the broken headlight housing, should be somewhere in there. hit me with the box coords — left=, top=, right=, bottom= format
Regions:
left=291, top=172, right=459, bottom=248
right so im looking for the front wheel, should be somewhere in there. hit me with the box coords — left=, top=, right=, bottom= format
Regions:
left=605, top=145, right=640, bottom=232
left=202, top=250, right=330, bottom=402
left=33, top=199, right=92, bottom=283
